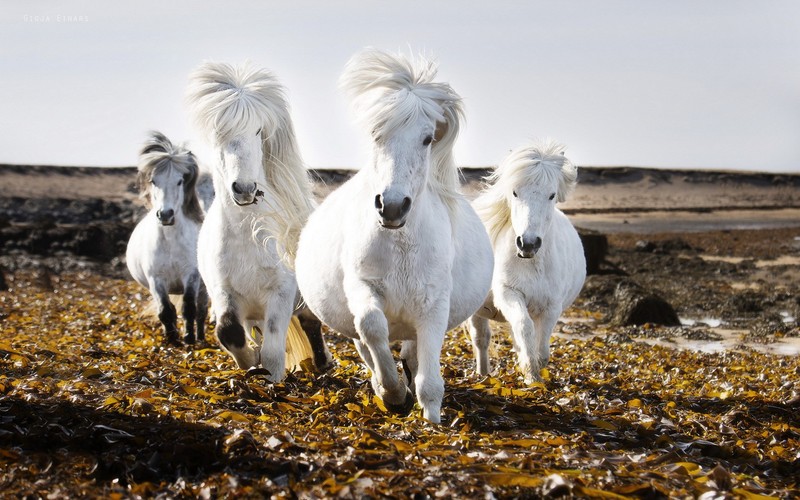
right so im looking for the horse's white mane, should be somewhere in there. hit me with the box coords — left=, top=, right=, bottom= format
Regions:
left=475, top=139, right=577, bottom=246
left=186, top=61, right=316, bottom=263
left=137, top=131, right=204, bottom=223
left=339, top=48, right=463, bottom=214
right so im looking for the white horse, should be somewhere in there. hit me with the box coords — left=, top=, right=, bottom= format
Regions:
left=295, top=49, right=494, bottom=423
left=468, top=139, right=586, bottom=383
left=186, top=61, right=331, bottom=381
left=126, top=131, right=208, bottom=345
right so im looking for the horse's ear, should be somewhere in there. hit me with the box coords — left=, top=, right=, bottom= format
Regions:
left=434, top=120, right=448, bottom=143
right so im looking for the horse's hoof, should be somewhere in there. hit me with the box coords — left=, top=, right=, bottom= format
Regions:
left=384, top=388, right=415, bottom=416
left=183, top=334, right=196, bottom=345
left=313, top=354, right=334, bottom=373
left=165, top=335, right=182, bottom=347
left=245, top=367, right=273, bottom=379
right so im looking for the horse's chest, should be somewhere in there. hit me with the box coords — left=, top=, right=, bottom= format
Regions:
left=499, top=254, right=554, bottom=310
left=356, top=233, right=451, bottom=309
left=155, top=228, right=198, bottom=279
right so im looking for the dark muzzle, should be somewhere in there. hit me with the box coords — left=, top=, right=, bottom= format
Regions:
left=375, top=193, right=412, bottom=229
left=516, top=235, right=542, bottom=258
left=156, top=209, right=175, bottom=226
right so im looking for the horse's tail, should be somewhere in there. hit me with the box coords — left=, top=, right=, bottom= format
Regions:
left=285, top=316, right=315, bottom=373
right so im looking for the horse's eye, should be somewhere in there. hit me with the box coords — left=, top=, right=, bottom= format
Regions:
left=178, top=180, right=183, bottom=186
left=549, top=193, right=555, bottom=200
left=256, top=128, right=262, bottom=136
left=422, top=135, right=433, bottom=147
left=512, top=190, right=518, bottom=198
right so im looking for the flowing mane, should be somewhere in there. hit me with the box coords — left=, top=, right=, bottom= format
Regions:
left=136, top=131, right=204, bottom=224
left=186, top=61, right=316, bottom=261
left=474, top=139, right=577, bottom=246
left=339, top=48, right=463, bottom=214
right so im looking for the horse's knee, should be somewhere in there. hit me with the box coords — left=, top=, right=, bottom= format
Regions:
left=356, top=309, right=388, bottom=344
left=216, top=311, right=246, bottom=350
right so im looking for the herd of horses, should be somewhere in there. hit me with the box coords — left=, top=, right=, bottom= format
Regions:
left=125, top=48, right=586, bottom=423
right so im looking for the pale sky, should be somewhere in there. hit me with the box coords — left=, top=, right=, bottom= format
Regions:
left=2, top=1, right=799, bottom=172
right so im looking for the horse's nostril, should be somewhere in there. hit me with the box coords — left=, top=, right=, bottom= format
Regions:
left=232, top=182, right=243, bottom=195
left=516, top=236, right=524, bottom=250
left=156, top=210, right=162, bottom=219
left=533, top=237, right=542, bottom=250
left=400, top=197, right=412, bottom=214
left=374, top=194, right=384, bottom=212
left=162, top=209, right=174, bottom=220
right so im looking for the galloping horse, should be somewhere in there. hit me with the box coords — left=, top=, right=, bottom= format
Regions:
left=186, top=61, right=330, bottom=381
left=296, top=49, right=493, bottom=423
left=469, top=139, right=586, bottom=383
left=126, top=131, right=208, bottom=345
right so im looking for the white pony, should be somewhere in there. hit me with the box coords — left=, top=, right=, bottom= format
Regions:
left=186, top=61, right=331, bottom=381
left=468, top=139, right=586, bottom=383
left=126, top=131, right=208, bottom=345
left=295, top=49, right=494, bottom=423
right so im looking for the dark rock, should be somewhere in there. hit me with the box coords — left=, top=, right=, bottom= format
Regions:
left=635, top=240, right=656, bottom=253
left=611, top=280, right=680, bottom=326
left=578, top=230, right=608, bottom=275
left=636, top=238, right=697, bottom=255
left=726, top=291, right=765, bottom=315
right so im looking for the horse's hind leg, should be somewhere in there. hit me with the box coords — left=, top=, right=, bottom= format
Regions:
left=182, top=279, right=198, bottom=345
left=183, top=271, right=205, bottom=344
left=400, top=341, right=417, bottom=393
left=296, top=308, right=333, bottom=371
left=533, top=310, right=560, bottom=375
left=151, top=281, right=180, bottom=346
left=467, top=315, right=492, bottom=376
left=196, top=280, right=209, bottom=343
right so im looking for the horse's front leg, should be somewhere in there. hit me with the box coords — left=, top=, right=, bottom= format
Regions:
left=467, top=315, right=492, bottom=376
left=533, top=309, right=560, bottom=374
left=258, top=283, right=296, bottom=383
left=150, top=280, right=180, bottom=346
left=495, top=288, right=539, bottom=384
left=413, top=300, right=449, bottom=424
left=346, top=279, right=413, bottom=415
left=211, top=289, right=258, bottom=369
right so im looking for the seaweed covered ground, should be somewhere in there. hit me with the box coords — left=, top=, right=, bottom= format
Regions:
left=1, top=227, right=799, bottom=498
